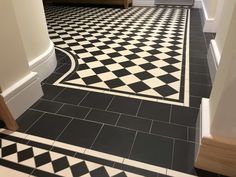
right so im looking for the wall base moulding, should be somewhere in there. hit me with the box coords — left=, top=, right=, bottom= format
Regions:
left=29, top=40, right=57, bottom=82
left=0, top=72, right=43, bottom=119
left=195, top=98, right=236, bottom=177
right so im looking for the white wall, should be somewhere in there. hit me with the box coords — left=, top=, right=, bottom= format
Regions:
left=209, top=2, right=236, bottom=140
left=13, top=0, right=51, bottom=62
left=202, top=0, right=217, bottom=18
left=215, top=0, right=236, bottom=57
left=0, top=0, right=56, bottom=119
left=0, top=0, right=30, bottom=91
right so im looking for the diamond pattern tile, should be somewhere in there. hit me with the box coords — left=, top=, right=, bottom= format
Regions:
left=45, top=5, right=189, bottom=105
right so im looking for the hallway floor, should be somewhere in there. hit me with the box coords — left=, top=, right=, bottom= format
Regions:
left=0, top=4, right=224, bottom=177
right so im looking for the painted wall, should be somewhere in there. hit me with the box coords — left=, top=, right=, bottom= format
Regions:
left=210, top=2, right=236, bottom=140
left=13, top=0, right=51, bottom=62
left=0, top=0, right=30, bottom=91
left=203, top=0, right=217, bottom=18
left=215, top=0, right=236, bottom=57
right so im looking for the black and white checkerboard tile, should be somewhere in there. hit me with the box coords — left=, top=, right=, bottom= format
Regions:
left=0, top=129, right=197, bottom=177
left=45, top=6, right=190, bottom=106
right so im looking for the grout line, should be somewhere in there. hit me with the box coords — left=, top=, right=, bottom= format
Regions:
left=135, top=100, right=142, bottom=117
left=128, top=131, right=138, bottom=159
left=53, top=118, right=74, bottom=144
left=24, top=112, right=46, bottom=133
left=170, top=139, right=175, bottom=169
left=77, top=91, right=90, bottom=106
left=114, top=114, right=122, bottom=126
left=84, top=108, right=93, bottom=120
left=148, top=120, right=154, bottom=134
left=51, top=87, right=66, bottom=101
left=168, top=105, right=173, bottom=123
left=55, top=103, right=65, bottom=114
left=89, top=124, right=104, bottom=149
left=105, top=96, right=115, bottom=111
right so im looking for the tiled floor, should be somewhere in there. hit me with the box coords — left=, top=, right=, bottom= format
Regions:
left=46, top=5, right=190, bottom=106
left=0, top=4, right=225, bottom=177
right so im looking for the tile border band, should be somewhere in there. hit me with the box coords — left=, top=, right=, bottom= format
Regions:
left=0, top=128, right=197, bottom=177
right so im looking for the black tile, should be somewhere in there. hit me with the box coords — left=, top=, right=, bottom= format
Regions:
left=107, top=96, right=140, bottom=115
left=42, top=73, right=63, bottom=84
left=42, top=84, right=64, bottom=100
left=26, top=113, right=71, bottom=140
left=130, top=132, right=173, bottom=168
left=188, top=127, right=198, bottom=142
left=190, top=96, right=202, bottom=108
left=17, top=110, right=43, bottom=132
left=172, top=140, right=196, bottom=174
left=190, top=64, right=210, bottom=75
left=31, top=100, right=63, bottom=113
left=80, top=92, right=113, bottom=110
left=86, top=109, right=119, bottom=125
left=114, top=163, right=157, bottom=177
left=57, top=119, right=102, bottom=148
left=171, top=106, right=199, bottom=127
left=57, top=104, right=90, bottom=119
left=92, top=125, right=136, bottom=157
left=151, top=121, right=187, bottom=140
left=190, top=83, right=212, bottom=98
left=54, top=88, right=88, bottom=105
left=28, top=140, right=53, bottom=150
left=117, top=115, right=151, bottom=132
left=55, top=64, right=71, bottom=74
left=32, top=169, right=61, bottom=177
left=138, top=101, right=171, bottom=122
left=190, top=73, right=212, bottom=85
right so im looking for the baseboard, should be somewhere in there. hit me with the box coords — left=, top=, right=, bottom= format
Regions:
left=200, top=0, right=216, bottom=32
left=133, top=0, right=154, bottom=6
left=195, top=98, right=236, bottom=176
left=193, top=0, right=202, bottom=8
left=207, top=40, right=220, bottom=83
left=0, top=72, right=43, bottom=119
left=29, top=40, right=57, bottom=82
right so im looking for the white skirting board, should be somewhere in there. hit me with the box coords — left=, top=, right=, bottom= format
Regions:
left=193, top=0, right=202, bottom=8
left=199, top=0, right=216, bottom=32
left=207, top=40, right=220, bottom=83
left=29, top=40, right=57, bottom=82
left=195, top=98, right=236, bottom=176
left=133, top=0, right=154, bottom=6
left=0, top=72, right=43, bottom=119
left=133, top=0, right=200, bottom=8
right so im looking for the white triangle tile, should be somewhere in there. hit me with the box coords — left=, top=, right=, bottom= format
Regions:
left=168, top=81, right=180, bottom=91
left=37, top=162, right=54, bottom=173
left=124, top=171, right=144, bottom=177
left=17, top=143, right=30, bottom=152
left=139, top=89, right=162, bottom=97
left=66, top=78, right=85, bottom=85
left=67, top=156, right=82, bottom=166
left=104, top=166, right=122, bottom=176
left=114, top=85, right=135, bottom=93
left=20, top=158, right=36, bottom=168
left=1, top=139, right=15, bottom=148
left=32, top=147, right=46, bottom=156
left=80, top=174, right=91, bottom=177
left=3, top=153, right=18, bottom=162
left=85, top=161, right=102, bottom=171
left=90, top=82, right=110, bottom=89
left=56, top=167, right=73, bottom=177
left=49, top=151, right=64, bottom=161
left=166, top=93, right=179, bottom=99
